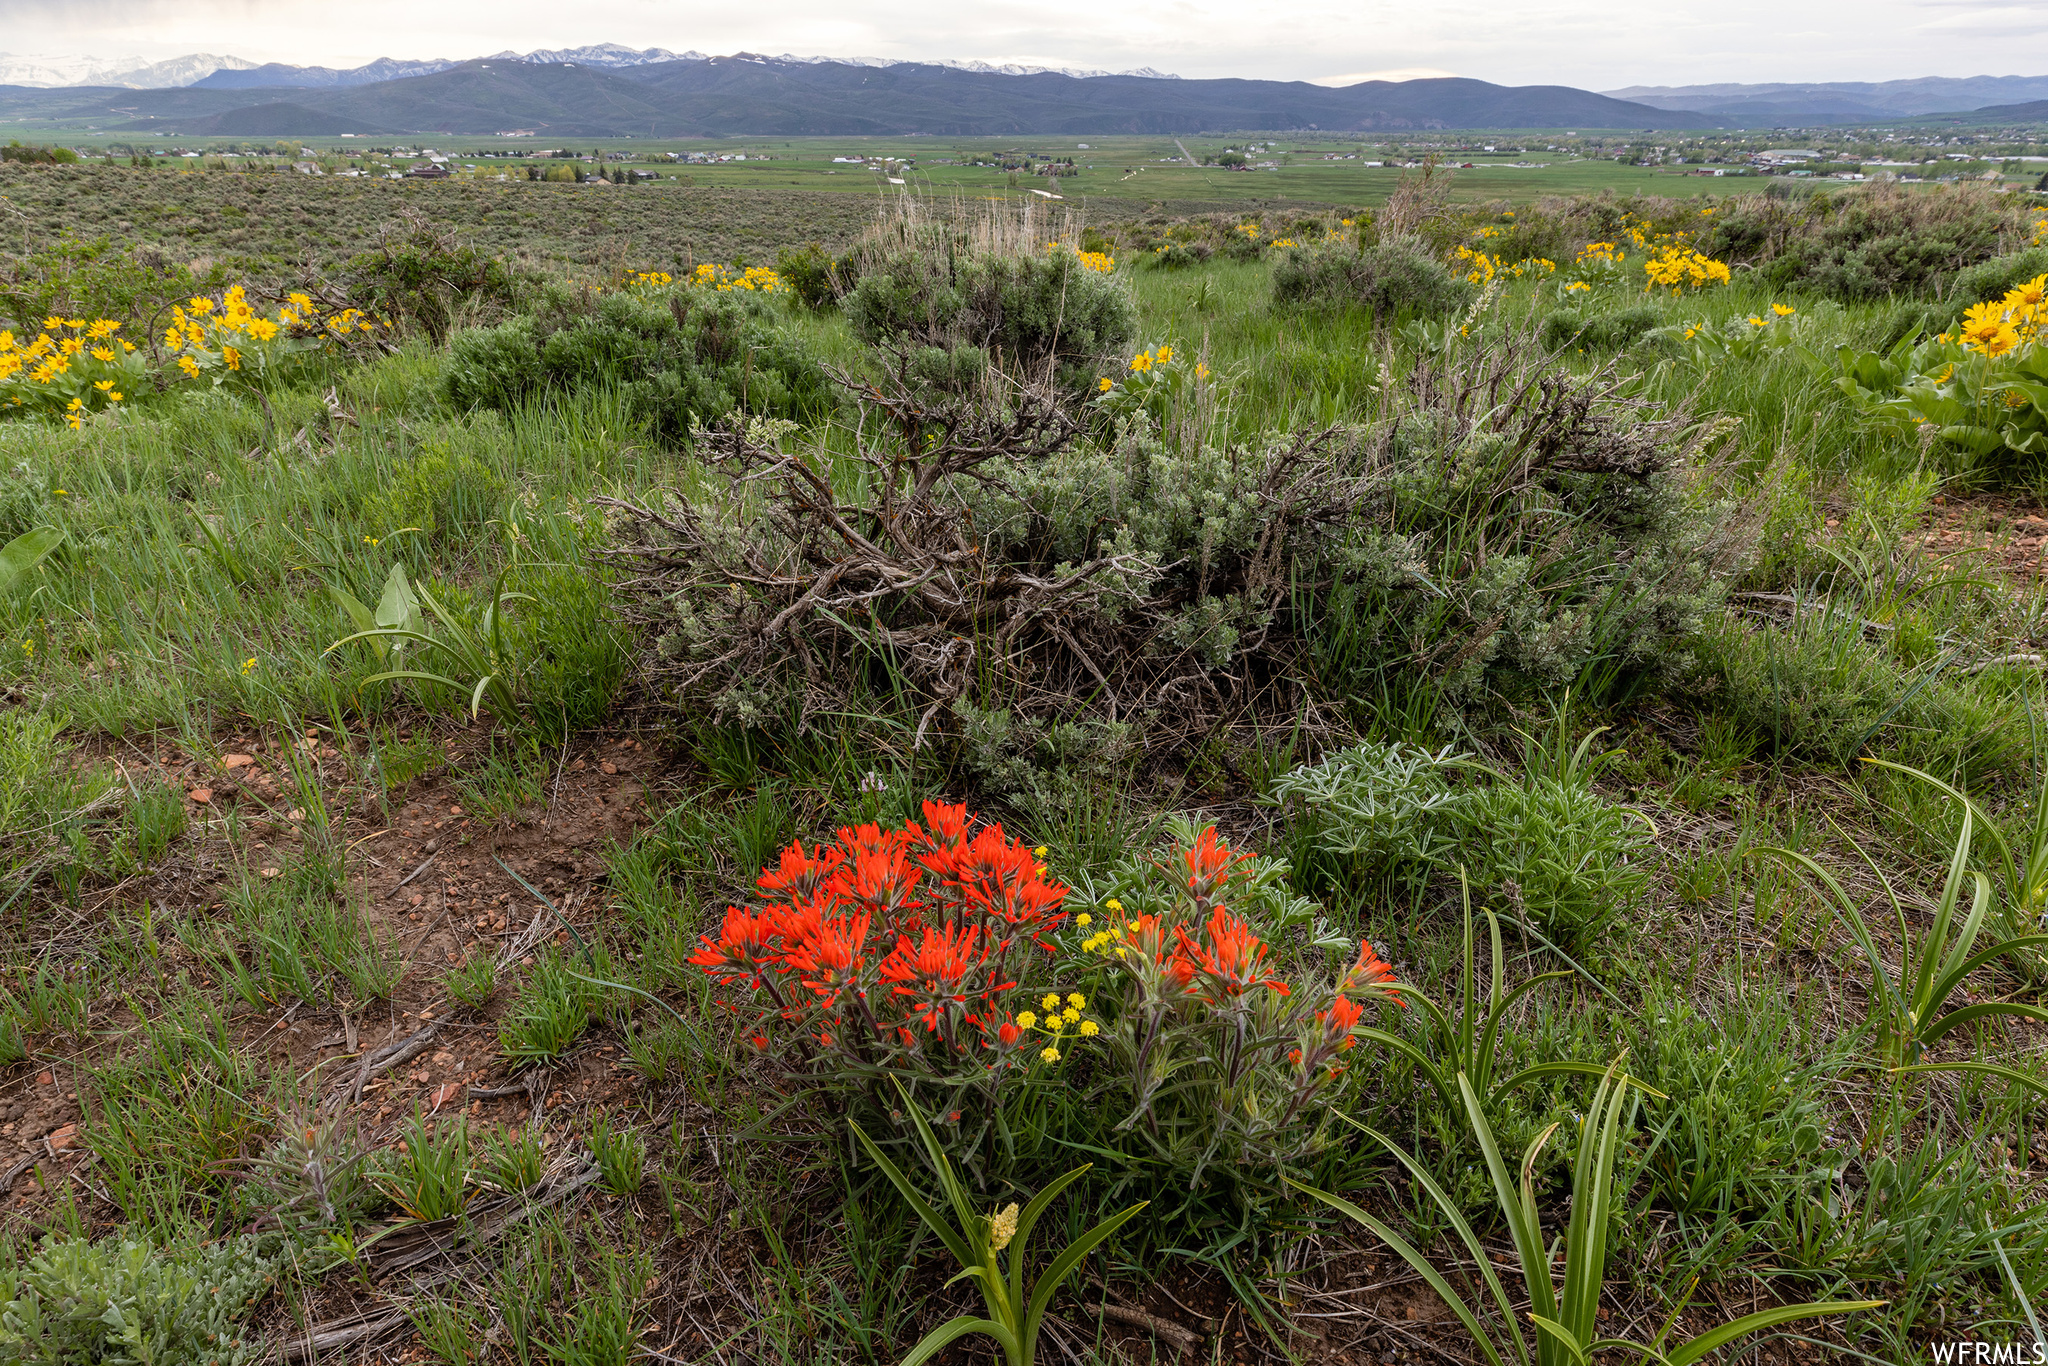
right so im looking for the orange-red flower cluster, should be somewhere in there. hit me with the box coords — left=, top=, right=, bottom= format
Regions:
left=688, top=802, right=1068, bottom=1067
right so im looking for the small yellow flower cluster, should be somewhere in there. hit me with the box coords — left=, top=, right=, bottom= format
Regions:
left=1045, top=241, right=1116, bottom=273
left=631, top=270, right=675, bottom=287
left=1269, top=237, right=1298, bottom=248
left=1642, top=247, right=1731, bottom=294
left=1577, top=241, right=1626, bottom=266
left=1018, top=990, right=1096, bottom=1062
left=1454, top=245, right=1497, bottom=285
left=1079, top=899, right=1130, bottom=954
left=690, top=263, right=783, bottom=293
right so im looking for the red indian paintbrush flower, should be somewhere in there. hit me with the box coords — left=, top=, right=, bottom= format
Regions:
left=1317, top=994, right=1363, bottom=1048
left=756, top=839, right=845, bottom=900
left=785, top=913, right=871, bottom=1007
left=878, top=923, right=986, bottom=1030
left=832, top=839, right=924, bottom=920
left=688, top=906, right=779, bottom=989
left=1173, top=905, right=1290, bottom=1001
left=917, top=799, right=973, bottom=852
left=1340, top=941, right=1405, bottom=1008
left=1183, top=826, right=1253, bottom=904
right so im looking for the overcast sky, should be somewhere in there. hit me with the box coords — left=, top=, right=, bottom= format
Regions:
left=1, top=0, right=2044, bottom=88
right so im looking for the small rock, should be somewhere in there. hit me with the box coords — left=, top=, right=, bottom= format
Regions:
left=287, top=808, right=305, bottom=822
left=46, top=1124, right=77, bottom=1152
left=599, top=761, right=617, bottom=775
left=448, top=805, right=464, bottom=817
left=188, top=787, right=212, bottom=804
left=35, top=1071, right=52, bottom=1087
left=222, top=754, right=255, bottom=770
left=429, top=1081, right=465, bottom=1111
left=260, top=867, right=281, bottom=879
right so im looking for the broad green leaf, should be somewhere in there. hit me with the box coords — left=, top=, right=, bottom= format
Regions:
left=0, top=527, right=63, bottom=593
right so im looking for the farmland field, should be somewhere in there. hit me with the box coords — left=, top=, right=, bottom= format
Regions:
left=0, top=161, right=2045, bottom=1366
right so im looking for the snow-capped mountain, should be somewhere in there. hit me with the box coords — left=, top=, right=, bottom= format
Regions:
left=0, top=45, right=1182, bottom=91
left=0, top=51, right=255, bottom=88
left=487, top=44, right=704, bottom=68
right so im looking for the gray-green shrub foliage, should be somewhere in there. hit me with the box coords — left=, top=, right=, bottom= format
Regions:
left=443, top=288, right=833, bottom=445
left=614, top=331, right=1735, bottom=757
left=0, top=1232, right=277, bottom=1366
left=843, top=246, right=1135, bottom=381
left=1271, top=236, right=1476, bottom=320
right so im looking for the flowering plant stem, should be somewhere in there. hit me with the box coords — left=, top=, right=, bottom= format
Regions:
left=853, top=1080, right=1146, bottom=1366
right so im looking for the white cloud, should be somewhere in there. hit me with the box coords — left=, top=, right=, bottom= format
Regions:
left=0, top=0, right=2044, bottom=87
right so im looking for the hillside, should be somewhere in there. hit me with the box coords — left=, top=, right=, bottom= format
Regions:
left=1605, top=74, right=2048, bottom=125
left=0, top=56, right=1721, bottom=135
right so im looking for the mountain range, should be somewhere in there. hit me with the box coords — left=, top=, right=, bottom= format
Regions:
left=1603, top=75, right=2048, bottom=125
left=0, top=44, right=1184, bottom=92
left=0, top=53, right=1714, bottom=135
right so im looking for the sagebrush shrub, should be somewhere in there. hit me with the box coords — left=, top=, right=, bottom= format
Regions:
left=444, top=288, right=833, bottom=445
left=774, top=242, right=854, bottom=309
left=1270, top=236, right=1475, bottom=321
left=608, top=338, right=1735, bottom=751
left=842, top=245, right=1135, bottom=383
left=1947, top=246, right=2048, bottom=307
left=1713, top=184, right=2026, bottom=301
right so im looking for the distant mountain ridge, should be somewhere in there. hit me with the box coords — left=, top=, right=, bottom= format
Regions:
left=0, top=55, right=1718, bottom=135
left=1603, top=75, right=2048, bottom=124
left=0, top=44, right=1185, bottom=92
